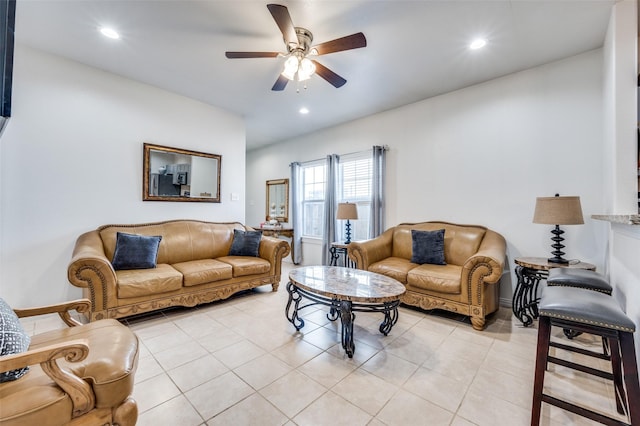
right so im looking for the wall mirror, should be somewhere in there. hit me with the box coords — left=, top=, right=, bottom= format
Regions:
left=266, top=178, right=289, bottom=222
left=143, top=143, right=221, bottom=202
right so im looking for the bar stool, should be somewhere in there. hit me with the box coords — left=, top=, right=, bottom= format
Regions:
left=531, top=285, right=639, bottom=426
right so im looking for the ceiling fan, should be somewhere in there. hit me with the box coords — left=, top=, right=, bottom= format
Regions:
left=225, top=4, right=367, bottom=91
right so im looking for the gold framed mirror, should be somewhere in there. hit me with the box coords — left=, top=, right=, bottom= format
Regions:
left=143, top=143, right=221, bottom=202
left=266, top=178, right=289, bottom=222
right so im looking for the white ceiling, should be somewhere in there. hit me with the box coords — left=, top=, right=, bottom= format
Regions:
left=14, top=1, right=616, bottom=150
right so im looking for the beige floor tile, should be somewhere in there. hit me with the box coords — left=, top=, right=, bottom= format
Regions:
left=403, top=366, right=468, bottom=413
left=271, top=339, right=324, bottom=368
left=213, top=339, right=266, bottom=369
left=173, top=313, right=226, bottom=339
left=137, top=395, right=204, bottom=426
left=457, top=390, right=531, bottom=426
left=167, top=354, right=229, bottom=392
left=133, top=373, right=182, bottom=413
left=300, top=324, right=341, bottom=350
left=135, top=354, right=164, bottom=384
left=332, top=368, right=399, bottom=416
left=154, top=339, right=209, bottom=371
left=198, top=326, right=244, bottom=353
left=142, top=327, right=193, bottom=354
left=450, top=416, right=479, bottom=426
left=207, top=393, right=288, bottom=426
left=421, top=349, right=482, bottom=386
left=293, top=391, right=372, bottom=426
left=383, top=334, right=439, bottom=365
left=468, top=366, right=533, bottom=410
left=129, top=318, right=178, bottom=341
left=482, top=344, right=536, bottom=382
left=412, top=314, right=457, bottom=336
left=450, top=325, right=496, bottom=348
left=233, top=353, right=293, bottom=390
left=436, top=335, right=491, bottom=364
left=184, top=371, right=254, bottom=420
left=260, top=370, right=328, bottom=418
left=298, top=351, right=358, bottom=388
left=326, top=340, right=379, bottom=365
left=376, top=389, right=454, bottom=426
left=361, top=351, right=419, bottom=387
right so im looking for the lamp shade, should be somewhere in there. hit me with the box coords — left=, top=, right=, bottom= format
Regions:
left=337, top=202, right=358, bottom=220
left=532, top=196, right=584, bottom=225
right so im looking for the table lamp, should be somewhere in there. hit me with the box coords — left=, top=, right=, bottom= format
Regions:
left=337, top=202, right=358, bottom=244
left=532, top=194, right=584, bottom=264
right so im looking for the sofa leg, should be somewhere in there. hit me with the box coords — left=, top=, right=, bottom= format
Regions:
left=112, top=396, right=138, bottom=426
left=471, top=316, right=485, bottom=331
left=272, top=282, right=279, bottom=292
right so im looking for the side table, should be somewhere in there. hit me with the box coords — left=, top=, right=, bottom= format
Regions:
left=329, top=242, right=355, bottom=268
left=513, top=257, right=596, bottom=327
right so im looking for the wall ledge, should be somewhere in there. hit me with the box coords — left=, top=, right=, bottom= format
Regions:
left=591, top=214, right=640, bottom=225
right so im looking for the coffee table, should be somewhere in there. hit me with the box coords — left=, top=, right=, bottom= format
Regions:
left=286, top=266, right=406, bottom=358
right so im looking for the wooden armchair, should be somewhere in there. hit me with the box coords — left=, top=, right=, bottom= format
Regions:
left=0, top=299, right=139, bottom=425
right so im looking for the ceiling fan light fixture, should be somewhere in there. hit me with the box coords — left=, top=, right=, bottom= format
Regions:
left=469, top=38, right=487, bottom=50
left=297, top=58, right=316, bottom=81
left=282, top=56, right=299, bottom=80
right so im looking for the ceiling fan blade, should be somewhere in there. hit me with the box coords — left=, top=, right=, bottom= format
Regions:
left=225, top=51, right=280, bottom=59
left=272, top=74, right=289, bottom=91
left=267, top=4, right=298, bottom=47
left=312, top=60, right=347, bottom=88
left=312, top=32, right=367, bottom=55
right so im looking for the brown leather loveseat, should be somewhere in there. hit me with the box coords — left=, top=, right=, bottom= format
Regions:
left=348, top=221, right=506, bottom=330
left=68, top=220, right=290, bottom=321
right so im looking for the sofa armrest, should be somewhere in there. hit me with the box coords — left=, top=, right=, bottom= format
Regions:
left=462, top=229, right=506, bottom=304
left=67, top=230, right=117, bottom=318
left=258, top=236, right=291, bottom=277
left=13, top=299, right=91, bottom=327
left=0, top=339, right=95, bottom=417
left=348, top=228, right=394, bottom=270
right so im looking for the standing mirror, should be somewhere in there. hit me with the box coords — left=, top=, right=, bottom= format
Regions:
left=266, top=179, right=289, bottom=222
left=143, top=143, right=221, bottom=202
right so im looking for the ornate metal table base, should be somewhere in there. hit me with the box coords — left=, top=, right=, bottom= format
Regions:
left=285, top=281, right=400, bottom=358
left=513, top=266, right=547, bottom=326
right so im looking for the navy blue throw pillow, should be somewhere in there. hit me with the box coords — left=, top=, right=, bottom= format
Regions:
left=411, top=229, right=446, bottom=265
left=229, top=229, right=261, bottom=257
left=111, top=232, right=162, bottom=270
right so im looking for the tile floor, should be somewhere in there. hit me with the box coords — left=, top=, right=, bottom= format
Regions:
left=21, top=263, right=628, bottom=426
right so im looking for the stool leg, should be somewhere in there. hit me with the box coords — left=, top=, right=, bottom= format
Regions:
left=608, top=337, right=626, bottom=415
left=619, top=332, right=640, bottom=424
left=532, top=316, right=552, bottom=426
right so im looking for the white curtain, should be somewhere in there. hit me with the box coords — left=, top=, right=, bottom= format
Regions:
left=370, top=145, right=387, bottom=237
left=290, top=162, right=303, bottom=264
left=322, top=154, right=339, bottom=265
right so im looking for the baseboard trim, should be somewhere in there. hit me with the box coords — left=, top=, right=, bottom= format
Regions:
left=499, top=297, right=512, bottom=308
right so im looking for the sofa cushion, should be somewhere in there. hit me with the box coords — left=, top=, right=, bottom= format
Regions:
left=116, top=264, right=183, bottom=298
left=228, top=229, right=261, bottom=257
left=368, top=257, right=418, bottom=283
left=217, top=256, right=271, bottom=277
left=407, top=264, right=462, bottom=294
left=411, top=229, right=446, bottom=265
left=111, top=232, right=162, bottom=270
left=172, top=259, right=233, bottom=287
left=0, top=298, right=31, bottom=383
left=1, top=319, right=139, bottom=424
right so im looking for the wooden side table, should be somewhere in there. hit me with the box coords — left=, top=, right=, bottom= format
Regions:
left=329, top=242, right=355, bottom=268
left=513, top=257, right=596, bottom=327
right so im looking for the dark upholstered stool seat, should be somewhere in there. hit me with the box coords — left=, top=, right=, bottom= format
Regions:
left=531, top=286, right=640, bottom=426
left=547, top=268, right=613, bottom=295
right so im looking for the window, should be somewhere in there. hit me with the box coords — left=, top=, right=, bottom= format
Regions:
left=301, top=161, right=326, bottom=238
left=338, top=152, right=373, bottom=242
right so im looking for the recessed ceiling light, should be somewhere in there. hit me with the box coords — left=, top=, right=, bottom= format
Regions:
left=469, top=38, right=487, bottom=50
left=299, top=107, right=309, bottom=114
left=100, top=27, right=120, bottom=40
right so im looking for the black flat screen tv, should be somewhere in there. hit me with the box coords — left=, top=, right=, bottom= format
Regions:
left=0, top=0, right=16, bottom=135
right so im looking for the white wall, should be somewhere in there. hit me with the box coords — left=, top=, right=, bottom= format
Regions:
left=0, top=45, right=246, bottom=307
left=247, top=49, right=606, bottom=305
left=602, top=0, right=640, bottom=364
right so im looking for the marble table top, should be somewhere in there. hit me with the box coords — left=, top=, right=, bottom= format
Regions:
left=289, top=266, right=406, bottom=303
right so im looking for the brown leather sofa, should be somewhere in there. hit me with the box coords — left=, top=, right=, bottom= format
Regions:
left=348, top=221, right=506, bottom=330
left=0, top=299, right=138, bottom=425
left=68, top=220, right=290, bottom=321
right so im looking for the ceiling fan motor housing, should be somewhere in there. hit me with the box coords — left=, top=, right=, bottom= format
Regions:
left=288, top=27, right=313, bottom=54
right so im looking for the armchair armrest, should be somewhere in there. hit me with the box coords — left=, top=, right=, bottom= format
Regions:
left=13, top=299, right=91, bottom=327
left=462, top=229, right=506, bottom=305
left=348, top=228, right=394, bottom=270
left=0, top=339, right=95, bottom=417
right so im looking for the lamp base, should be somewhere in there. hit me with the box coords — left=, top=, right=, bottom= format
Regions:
left=344, top=220, right=352, bottom=244
left=547, top=225, right=569, bottom=265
